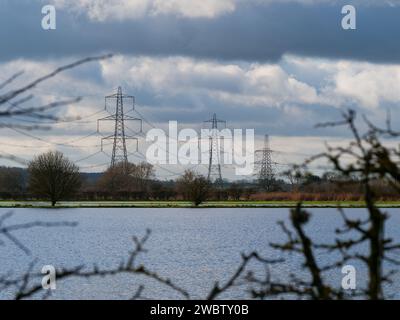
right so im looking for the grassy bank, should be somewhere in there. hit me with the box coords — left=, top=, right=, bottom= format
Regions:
left=1, top=200, right=400, bottom=208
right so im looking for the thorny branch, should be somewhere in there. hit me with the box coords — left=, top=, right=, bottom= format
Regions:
left=0, top=54, right=112, bottom=130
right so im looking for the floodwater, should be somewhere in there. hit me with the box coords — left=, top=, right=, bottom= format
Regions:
left=1, top=208, right=400, bottom=299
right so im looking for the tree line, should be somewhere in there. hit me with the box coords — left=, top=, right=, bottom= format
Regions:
left=0, top=150, right=399, bottom=206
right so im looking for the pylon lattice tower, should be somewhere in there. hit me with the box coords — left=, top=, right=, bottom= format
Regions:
left=97, top=87, right=142, bottom=169
left=255, top=134, right=274, bottom=191
left=204, top=113, right=226, bottom=183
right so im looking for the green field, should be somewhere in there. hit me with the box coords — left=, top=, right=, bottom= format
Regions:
left=1, top=200, right=400, bottom=208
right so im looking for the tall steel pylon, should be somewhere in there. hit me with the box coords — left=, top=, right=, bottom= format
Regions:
left=255, top=134, right=274, bottom=191
left=203, top=113, right=226, bottom=183
left=97, top=87, right=142, bottom=169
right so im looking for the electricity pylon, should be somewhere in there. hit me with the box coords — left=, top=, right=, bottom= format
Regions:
left=203, top=113, right=226, bottom=184
left=255, top=134, right=274, bottom=191
left=97, top=87, right=142, bottom=169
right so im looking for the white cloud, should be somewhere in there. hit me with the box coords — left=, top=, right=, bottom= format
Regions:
left=3, top=54, right=400, bottom=123
left=99, top=56, right=321, bottom=108
left=332, top=61, right=400, bottom=109
left=50, top=0, right=400, bottom=21
left=3, top=54, right=400, bottom=171
left=51, top=0, right=236, bottom=20
left=286, top=55, right=400, bottom=109
left=152, top=0, right=236, bottom=18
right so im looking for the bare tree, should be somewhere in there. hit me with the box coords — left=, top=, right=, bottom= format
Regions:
left=176, top=170, right=210, bottom=206
left=228, top=183, right=243, bottom=200
left=97, top=162, right=154, bottom=197
left=28, top=151, right=81, bottom=206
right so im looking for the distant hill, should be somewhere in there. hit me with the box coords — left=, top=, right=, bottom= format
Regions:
left=0, top=166, right=103, bottom=186
left=80, top=172, right=103, bottom=184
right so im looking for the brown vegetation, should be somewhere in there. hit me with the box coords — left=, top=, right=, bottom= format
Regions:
left=176, top=170, right=210, bottom=206
left=95, top=161, right=154, bottom=199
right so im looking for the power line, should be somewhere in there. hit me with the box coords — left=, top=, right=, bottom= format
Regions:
left=203, top=113, right=226, bottom=183
left=97, top=87, right=142, bottom=169
left=7, top=106, right=107, bottom=126
left=6, top=126, right=104, bottom=148
left=79, top=162, right=110, bottom=170
left=255, top=134, right=274, bottom=191
left=135, top=150, right=182, bottom=176
left=0, top=151, right=29, bottom=165
left=73, top=150, right=104, bottom=164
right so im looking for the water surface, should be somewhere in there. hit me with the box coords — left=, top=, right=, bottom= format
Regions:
left=1, top=208, right=400, bottom=299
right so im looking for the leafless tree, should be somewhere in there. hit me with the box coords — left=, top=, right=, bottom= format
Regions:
left=228, top=183, right=243, bottom=200
left=97, top=162, right=155, bottom=196
left=176, top=170, right=211, bottom=206
left=28, top=151, right=81, bottom=206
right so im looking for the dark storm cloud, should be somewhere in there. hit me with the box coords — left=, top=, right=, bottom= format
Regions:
left=0, top=1, right=399, bottom=63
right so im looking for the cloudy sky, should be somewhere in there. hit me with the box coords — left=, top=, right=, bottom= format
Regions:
left=1, top=0, right=400, bottom=179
